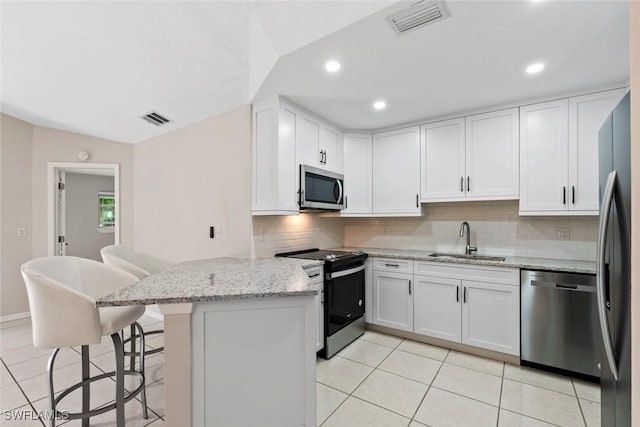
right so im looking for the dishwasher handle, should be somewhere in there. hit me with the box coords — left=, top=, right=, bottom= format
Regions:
left=530, top=280, right=595, bottom=293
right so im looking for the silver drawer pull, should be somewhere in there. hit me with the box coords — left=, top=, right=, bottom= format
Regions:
left=308, top=273, right=320, bottom=278
left=384, top=263, right=400, bottom=268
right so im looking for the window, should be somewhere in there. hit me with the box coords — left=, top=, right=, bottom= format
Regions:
left=98, top=192, right=115, bottom=231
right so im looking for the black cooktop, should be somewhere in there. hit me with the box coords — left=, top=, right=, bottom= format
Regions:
left=275, top=248, right=366, bottom=262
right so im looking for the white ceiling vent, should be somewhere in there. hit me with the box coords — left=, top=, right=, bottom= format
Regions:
left=140, top=111, right=172, bottom=126
left=387, top=1, right=449, bottom=35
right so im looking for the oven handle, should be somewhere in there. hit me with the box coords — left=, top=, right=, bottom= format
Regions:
left=327, top=264, right=365, bottom=280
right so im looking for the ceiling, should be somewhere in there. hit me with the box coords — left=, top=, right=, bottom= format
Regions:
left=254, top=0, right=630, bottom=131
left=0, top=1, right=392, bottom=143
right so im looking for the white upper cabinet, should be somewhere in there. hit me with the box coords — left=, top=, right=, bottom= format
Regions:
left=420, top=119, right=466, bottom=201
left=420, top=109, right=519, bottom=202
left=568, top=89, right=627, bottom=212
left=252, top=99, right=299, bottom=215
left=372, top=127, right=421, bottom=215
left=296, top=112, right=344, bottom=174
left=519, top=99, right=570, bottom=213
left=465, top=109, right=519, bottom=199
left=342, top=133, right=372, bottom=215
left=520, top=88, right=626, bottom=215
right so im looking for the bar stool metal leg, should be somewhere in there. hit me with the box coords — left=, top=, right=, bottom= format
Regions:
left=111, top=333, right=125, bottom=427
left=129, top=324, right=136, bottom=370
left=132, top=322, right=149, bottom=419
left=47, top=348, right=60, bottom=427
left=81, top=345, right=90, bottom=427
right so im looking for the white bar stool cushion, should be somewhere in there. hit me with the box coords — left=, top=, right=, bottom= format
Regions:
left=101, top=245, right=170, bottom=279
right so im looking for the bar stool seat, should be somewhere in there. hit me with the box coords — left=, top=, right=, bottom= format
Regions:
left=101, top=245, right=170, bottom=366
left=21, top=256, right=149, bottom=427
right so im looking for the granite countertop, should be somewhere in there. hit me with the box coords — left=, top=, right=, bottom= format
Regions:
left=97, top=257, right=324, bottom=307
left=337, top=247, right=596, bottom=274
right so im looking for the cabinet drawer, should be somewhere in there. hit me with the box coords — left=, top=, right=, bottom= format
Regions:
left=304, top=265, right=324, bottom=285
left=414, top=261, right=519, bottom=286
left=373, top=258, right=414, bottom=274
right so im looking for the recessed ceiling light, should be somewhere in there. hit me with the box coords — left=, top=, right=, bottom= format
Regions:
left=373, top=100, right=387, bottom=110
left=324, top=60, right=341, bottom=73
left=526, top=63, right=545, bottom=74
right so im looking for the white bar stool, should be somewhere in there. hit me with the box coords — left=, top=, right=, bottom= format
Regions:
left=101, top=245, right=170, bottom=367
left=21, top=256, right=149, bottom=427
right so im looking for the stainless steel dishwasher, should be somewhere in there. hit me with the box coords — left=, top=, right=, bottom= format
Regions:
left=521, top=270, right=600, bottom=379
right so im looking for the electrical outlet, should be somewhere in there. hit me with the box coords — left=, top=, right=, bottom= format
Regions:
left=555, top=227, right=570, bottom=240
left=17, top=227, right=26, bottom=237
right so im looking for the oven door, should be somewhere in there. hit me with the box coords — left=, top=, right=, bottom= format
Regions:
left=325, top=263, right=365, bottom=336
left=300, top=164, right=344, bottom=210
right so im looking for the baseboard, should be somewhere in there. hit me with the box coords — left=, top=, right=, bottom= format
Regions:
left=0, top=311, right=31, bottom=324
left=144, top=305, right=164, bottom=321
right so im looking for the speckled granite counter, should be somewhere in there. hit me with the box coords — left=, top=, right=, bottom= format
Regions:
left=97, top=257, right=323, bottom=307
left=336, top=247, right=596, bottom=274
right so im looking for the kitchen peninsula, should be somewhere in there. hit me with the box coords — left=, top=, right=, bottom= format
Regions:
left=98, top=257, right=323, bottom=427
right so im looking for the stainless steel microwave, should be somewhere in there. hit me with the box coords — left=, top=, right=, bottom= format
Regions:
left=299, top=165, right=344, bottom=211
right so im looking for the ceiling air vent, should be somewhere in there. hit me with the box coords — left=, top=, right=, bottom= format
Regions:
left=141, top=111, right=172, bottom=126
left=387, top=1, right=449, bottom=35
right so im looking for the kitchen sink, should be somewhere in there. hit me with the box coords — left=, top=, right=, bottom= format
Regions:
left=428, top=253, right=506, bottom=262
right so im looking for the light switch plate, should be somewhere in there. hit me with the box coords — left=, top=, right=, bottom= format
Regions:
left=555, top=227, right=570, bottom=240
left=17, top=227, right=26, bottom=237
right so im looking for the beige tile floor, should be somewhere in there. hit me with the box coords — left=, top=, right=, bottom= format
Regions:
left=1, top=316, right=601, bottom=427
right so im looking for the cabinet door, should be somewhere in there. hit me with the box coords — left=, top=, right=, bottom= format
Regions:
left=372, top=127, right=421, bottom=214
left=420, top=119, right=466, bottom=201
left=519, top=99, right=569, bottom=213
left=320, top=125, right=344, bottom=174
left=297, top=114, right=322, bottom=168
left=372, top=271, right=413, bottom=332
left=569, top=88, right=627, bottom=212
left=342, top=133, right=372, bottom=215
left=364, top=259, right=373, bottom=323
left=466, top=108, right=519, bottom=199
left=413, top=275, right=461, bottom=342
left=461, top=280, right=519, bottom=356
left=315, top=291, right=324, bottom=351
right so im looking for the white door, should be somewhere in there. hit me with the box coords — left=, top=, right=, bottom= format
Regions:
left=461, top=280, right=520, bottom=356
left=420, top=119, right=466, bottom=201
left=372, top=271, right=413, bottom=332
left=519, top=99, right=569, bottom=213
left=413, top=275, right=461, bottom=342
left=342, top=134, right=372, bottom=214
left=568, top=88, right=627, bottom=212
left=296, top=114, right=322, bottom=168
left=55, top=170, right=66, bottom=256
left=372, top=127, right=421, bottom=214
left=465, top=108, right=519, bottom=199
left=320, top=125, right=343, bottom=173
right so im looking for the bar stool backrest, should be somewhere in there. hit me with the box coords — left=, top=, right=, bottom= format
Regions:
left=21, top=256, right=138, bottom=349
left=101, top=245, right=171, bottom=279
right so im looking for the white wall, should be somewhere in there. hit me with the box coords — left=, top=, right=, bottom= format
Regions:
left=0, top=114, right=33, bottom=318
left=134, top=105, right=253, bottom=262
left=344, top=201, right=598, bottom=261
left=64, top=173, right=115, bottom=261
left=0, top=113, right=134, bottom=318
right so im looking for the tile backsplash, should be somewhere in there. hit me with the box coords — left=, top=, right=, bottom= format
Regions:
left=252, top=201, right=599, bottom=261
left=343, top=201, right=598, bottom=261
left=252, top=215, right=345, bottom=258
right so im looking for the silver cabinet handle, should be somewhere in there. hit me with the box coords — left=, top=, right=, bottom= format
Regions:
left=467, top=176, right=470, bottom=192
left=463, top=287, right=467, bottom=303
left=308, top=273, right=320, bottom=278
left=597, top=170, right=620, bottom=381
left=328, top=264, right=365, bottom=279
left=384, top=263, right=399, bottom=268
left=319, top=150, right=323, bottom=164
left=456, top=286, right=459, bottom=302
left=408, top=280, right=412, bottom=295
left=416, top=194, right=419, bottom=208
left=460, top=177, right=464, bottom=192
left=572, top=186, right=576, bottom=205
left=345, top=196, right=348, bottom=210
left=563, top=186, right=567, bottom=205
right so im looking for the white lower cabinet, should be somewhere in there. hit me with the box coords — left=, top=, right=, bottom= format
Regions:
left=413, top=275, right=461, bottom=342
left=461, top=280, right=520, bottom=355
left=371, top=258, right=520, bottom=356
left=372, top=270, right=413, bottom=332
left=315, top=291, right=324, bottom=352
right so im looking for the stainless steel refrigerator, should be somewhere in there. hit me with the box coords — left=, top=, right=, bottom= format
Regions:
left=598, top=91, right=631, bottom=427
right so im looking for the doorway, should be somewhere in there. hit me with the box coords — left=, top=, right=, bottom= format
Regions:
left=47, top=163, right=120, bottom=259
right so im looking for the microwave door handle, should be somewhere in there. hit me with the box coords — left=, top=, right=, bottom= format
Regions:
left=336, top=179, right=343, bottom=204
left=597, top=170, right=619, bottom=381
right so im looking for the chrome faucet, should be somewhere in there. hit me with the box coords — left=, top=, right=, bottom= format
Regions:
left=459, top=221, right=478, bottom=255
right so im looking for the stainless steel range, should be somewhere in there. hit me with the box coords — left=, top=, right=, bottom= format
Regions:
left=276, top=248, right=368, bottom=358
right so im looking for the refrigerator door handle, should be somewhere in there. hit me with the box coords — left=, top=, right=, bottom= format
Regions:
left=596, top=170, right=619, bottom=381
